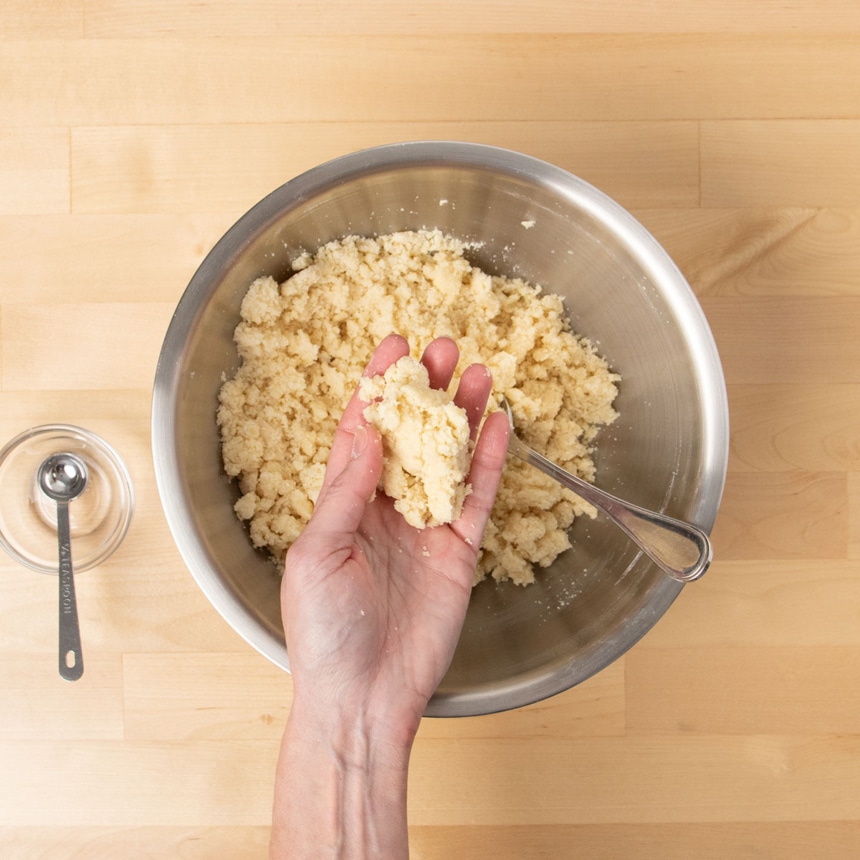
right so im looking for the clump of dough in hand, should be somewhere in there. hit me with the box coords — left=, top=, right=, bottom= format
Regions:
left=359, top=355, right=471, bottom=529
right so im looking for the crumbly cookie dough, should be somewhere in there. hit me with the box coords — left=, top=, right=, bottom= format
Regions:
left=359, top=355, right=471, bottom=529
left=217, top=229, right=619, bottom=585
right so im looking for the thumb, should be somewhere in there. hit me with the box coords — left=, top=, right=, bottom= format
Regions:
left=306, top=424, right=383, bottom=538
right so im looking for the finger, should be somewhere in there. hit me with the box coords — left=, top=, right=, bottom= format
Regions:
left=452, top=410, right=510, bottom=544
left=305, top=423, right=384, bottom=542
left=340, top=333, right=410, bottom=434
left=322, top=334, right=409, bottom=492
left=453, top=363, right=493, bottom=441
left=420, top=337, right=459, bottom=391
left=364, top=332, right=411, bottom=377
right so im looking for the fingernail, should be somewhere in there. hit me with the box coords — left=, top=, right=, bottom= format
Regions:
left=351, top=425, right=368, bottom=459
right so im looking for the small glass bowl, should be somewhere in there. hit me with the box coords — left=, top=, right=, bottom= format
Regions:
left=0, top=425, right=134, bottom=574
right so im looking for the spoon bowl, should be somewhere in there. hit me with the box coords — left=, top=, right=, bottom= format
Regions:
left=38, top=453, right=89, bottom=504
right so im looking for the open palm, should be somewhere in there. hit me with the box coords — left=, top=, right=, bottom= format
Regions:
left=281, top=334, right=510, bottom=737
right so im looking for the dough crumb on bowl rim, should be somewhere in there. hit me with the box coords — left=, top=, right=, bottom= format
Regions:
left=216, top=229, right=620, bottom=586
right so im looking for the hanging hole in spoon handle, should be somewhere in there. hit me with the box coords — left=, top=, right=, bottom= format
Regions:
left=55, top=499, right=84, bottom=680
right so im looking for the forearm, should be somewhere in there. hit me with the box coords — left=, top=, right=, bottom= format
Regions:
left=270, top=698, right=414, bottom=859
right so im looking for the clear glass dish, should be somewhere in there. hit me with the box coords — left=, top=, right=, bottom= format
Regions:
left=0, top=424, right=134, bottom=574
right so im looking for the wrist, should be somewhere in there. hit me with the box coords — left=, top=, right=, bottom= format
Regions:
left=287, top=692, right=415, bottom=779
left=289, top=671, right=427, bottom=752
left=270, top=694, right=415, bottom=859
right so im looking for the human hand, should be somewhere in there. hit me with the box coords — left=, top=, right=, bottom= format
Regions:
left=271, top=334, right=509, bottom=858
left=281, top=333, right=510, bottom=739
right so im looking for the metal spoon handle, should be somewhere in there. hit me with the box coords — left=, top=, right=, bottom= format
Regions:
left=508, top=433, right=712, bottom=583
left=56, top=500, right=84, bottom=680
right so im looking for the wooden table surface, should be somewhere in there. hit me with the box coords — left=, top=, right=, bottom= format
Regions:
left=2, top=2, right=860, bottom=857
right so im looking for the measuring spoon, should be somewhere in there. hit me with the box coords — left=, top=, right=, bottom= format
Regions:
left=38, top=453, right=88, bottom=680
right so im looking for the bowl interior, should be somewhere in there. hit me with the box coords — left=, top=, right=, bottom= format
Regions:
left=153, top=143, right=728, bottom=717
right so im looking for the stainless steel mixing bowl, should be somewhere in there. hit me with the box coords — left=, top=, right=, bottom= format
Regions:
left=152, top=141, right=729, bottom=717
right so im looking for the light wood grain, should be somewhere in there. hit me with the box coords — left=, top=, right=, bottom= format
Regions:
left=0, top=0, right=84, bottom=38
left=849, top=472, right=860, bottom=561
left=123, top=652, right=292, bottom=741
left=626, top=645, right=860, bottom=735
left=702, top=121, right=860, bottom=207
left=726, top=383, right=860, bottom=472
left=702, top=296, right=860, bottom=384
left=405, top=735, right=860, bottom=825
left=712, top=471, right=847, bottom=560
left=0, top=826, right=270, bottom=860
left=2, top=1, right=860, bottom=856
left=0, top=303, right=175, bottom=390
left=410, top=822, right=860, bottom=860
left=638, top=560, right=860, bottom=649
left=4, top=36, right=860, bottom=128
left=0, top=739, right=278, bottom=827
left=0, top=214, right=232, bottom=303
left=79, top=0, right=860, bottom=36
left=0, top=652, right=124, bottom=741
left=71, top=121, right=699, bottom=214
left=637, top=207, right=860, bottom=297
left=0, top=128, right=69, bottom=214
